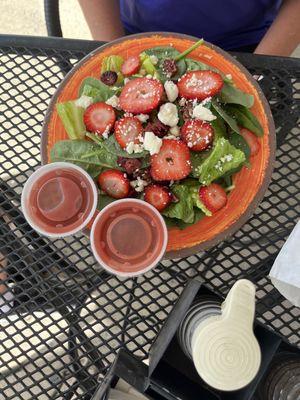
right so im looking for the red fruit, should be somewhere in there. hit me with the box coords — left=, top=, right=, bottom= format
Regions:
left=98, top=169, right=130, bottom=199
left=119, top=77, right=163, bottom=114
left=178, top=70, right=223, bottom=100
left=114, top=116, right=144, bottom=149
left=199, top=183, right=227, bottom=213
left=240, top=128, right=260, bottom=156
left=121, top=56, right=141, bottom=76
left=181, top=120, right=214, bottom=151
left=84, top=102, right=116, bottom=135
left=150, top=139, right=191, bottom=181
left=144, top=184, right=172, bottom=211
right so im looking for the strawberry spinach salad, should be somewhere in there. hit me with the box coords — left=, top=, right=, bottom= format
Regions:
left=50, top=39, right=264, bottom=229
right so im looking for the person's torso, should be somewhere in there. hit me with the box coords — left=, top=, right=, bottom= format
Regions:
left=120, top=0, right=282, bottom=50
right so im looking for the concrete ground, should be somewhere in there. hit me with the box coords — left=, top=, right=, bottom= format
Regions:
left=0, top=0, right=299, bottom=57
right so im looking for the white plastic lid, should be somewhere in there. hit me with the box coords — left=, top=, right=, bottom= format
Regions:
left=21, top=162, right=98, bottom=238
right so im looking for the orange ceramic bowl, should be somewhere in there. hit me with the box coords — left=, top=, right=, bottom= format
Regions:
left=42, top=33, right=276, bottom=258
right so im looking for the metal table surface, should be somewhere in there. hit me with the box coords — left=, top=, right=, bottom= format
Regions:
left=0, top=35, right=299, bottom=400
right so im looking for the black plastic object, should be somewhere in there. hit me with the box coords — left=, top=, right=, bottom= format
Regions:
left=95, top=280, right=297, bottom=400
left=0, top=35, right=299, bottom=399
left=44, top=0, right=63, bottom=37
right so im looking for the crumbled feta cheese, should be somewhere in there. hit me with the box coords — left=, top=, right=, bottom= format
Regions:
left=75, top=95, right=93, bottom=109
left=179, top=98, right=187, bottom=106
left=226, top=74, right=232, bottom=80
left=102, top=126, right=110, bottom=139
left=143, top=131, right=162, bottom=155
left=201, top=97, right=212, bottom=106
left=149, top=55, right=158, bottom=65
left=130, top=177, right=149, bottom=192
left=124, top=78, right=130, bottom=84
left=192, top=104, right=216, bottom=121
left=136, top=114, right=149, bottom=123
left=158, top=103, right=179, bottom=127
left=169, top=126, right=180, bottom=136
left=164, top=81, right=179, bottom=102
left=126, top=142, right=144, bottom=154
left=105, top=95, right=120, bottom=110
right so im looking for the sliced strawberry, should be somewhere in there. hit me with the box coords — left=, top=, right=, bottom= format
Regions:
left=199, top=183, right=227, bottom=213
left=119, top=77, right=163, bottom=114
left=121, top=56, right=141, bottom=76
left=144, top=184, right=172, bottom=211
left=98, top=169, right=130, bottom=199
left=240, top=128, right=260, bottom=156
left=178, top=70, right=223, bottom=100
left=181, top=120, right=214, bottom=151
left=150, top=139, right=191, bottom=181
left=84, top=102, right=116, bottom=135
left=114, top=116, right=143, bottom=149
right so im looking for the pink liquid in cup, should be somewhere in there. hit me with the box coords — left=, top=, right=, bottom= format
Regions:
left=91, top=199, right=168, bottom=277
left=21, top=162, right=98, bottom=237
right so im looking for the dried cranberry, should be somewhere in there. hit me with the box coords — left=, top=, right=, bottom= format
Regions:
left=145, top=119, right=169, bottom=138
left=162, top=59, right=178, bottom=78
left=117, top=157, right=142, bottom=175
left=133, top=167, right=152, bottom=183
left=100, top=71, right=118, bottom=86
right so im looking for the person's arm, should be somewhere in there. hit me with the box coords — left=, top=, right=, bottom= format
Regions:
left=255, top=0, right=300, bottom=56
left=78, top=0, right=124, bottom=41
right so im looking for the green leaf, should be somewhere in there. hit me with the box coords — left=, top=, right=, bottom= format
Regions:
left=225, top=104, right=264, bottom=137
left=101, top=55, right=124, bottom=84
left=174, top=38, right=204, bottom=61
left=211, top=99, right=240, bottom=134
left=185, top=58, right=215, bottom=72
left=50, top=140, right=119, bottom=178
left=79, top=77, right=120, bottom=102
left=175, top=208, right=205, bottom=229
left=190, top=150, right=211, bottom=178
left=193, top=138, right=246, bottom=185
left=56, top=101, right=85, bottom=140
left=102, top=135, right=150, bottom=167
left=211, top=114, right=227, bottom=140
left=228, top=131, right=251, bottom=162
left=144, top=46, right=186, bottom=82
left=97, top=194, right=116, bottom=211
left=219, top=82, right=254, bottom=108
left=162, top=184, right=195, bottom=223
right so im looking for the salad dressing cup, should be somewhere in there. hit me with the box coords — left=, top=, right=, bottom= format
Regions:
left=90, top=199, right=168, bottom=277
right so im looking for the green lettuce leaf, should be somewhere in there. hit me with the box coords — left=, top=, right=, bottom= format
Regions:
left=101, top=55, right=124, bottom=84
left=212, top=99, right=240, bottom=134
left=193, top=138, right=246, bottom=185
left=56, top=101, right=85, bottom=140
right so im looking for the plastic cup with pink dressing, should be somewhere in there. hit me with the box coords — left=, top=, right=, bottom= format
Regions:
left=91, top=199, right=168, bottom=277
left=21, top=162, right=98, bottom=238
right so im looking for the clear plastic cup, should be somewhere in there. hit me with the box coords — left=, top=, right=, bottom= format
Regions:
left=21, top=162, right=98, bottom=238
left=90, top=198, right=168, bottom=277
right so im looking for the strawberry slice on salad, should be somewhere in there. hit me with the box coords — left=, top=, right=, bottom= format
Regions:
left=181, top=119, right=214, bottom=151
left=98, top=169, right=130, bottom=199
left=114, top=116, right=143, bottom=149
left=150, top=139, right=191, bottom=181
left=144, top=184, right=172, bottom=211
left=84, top=102, right=116, bottom=135
left=119, top=77, right=163, bottom=114
left=199, top=183, right=227, bottom=213
left=239, top=128, right=260, bottom=156
left=121, top=55, right=141, bottom=76
left=178, top=70, right=223, bottom=100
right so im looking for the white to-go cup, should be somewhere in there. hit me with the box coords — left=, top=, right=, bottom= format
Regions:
left=21, top=162, right=98, bottom=238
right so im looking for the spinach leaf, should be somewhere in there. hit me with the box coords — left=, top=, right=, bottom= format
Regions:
left=79, top=77, right=120, bottom=101
left=50, top=140, right=119, bottom=178
left=219, top=82, right=254, bottom=108
left=103, top=135, right=150, bottom=167
left=144, top=46, right=186, bottom=82
left=192, top=138, right=246, bottom=185
left=211, top=99, right=240, bottom=134
left=185, top=58, right=214, bottom=72
left=225, top=104, right=264, bottom=137
left=211, top=114, right=227, bottom=140
left=228, top=131, right=251, bottom=162
left=97, top=194, right=116, bottom=211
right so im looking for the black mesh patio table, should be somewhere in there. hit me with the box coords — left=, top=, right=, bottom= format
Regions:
left=0, top=35, right=299, bottom=400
